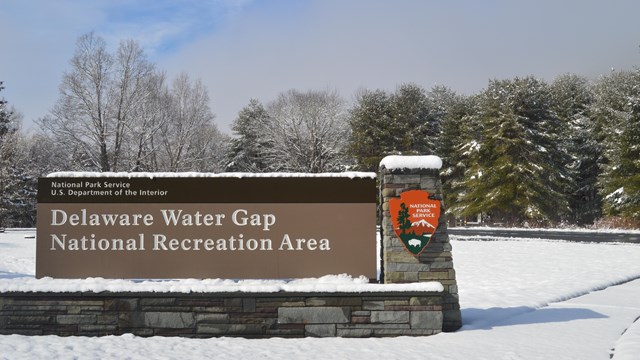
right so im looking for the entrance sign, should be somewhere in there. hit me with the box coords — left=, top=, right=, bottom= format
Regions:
left=389, top=190, right=441, bottom=255
left=36, top=174, right=377, bottom=279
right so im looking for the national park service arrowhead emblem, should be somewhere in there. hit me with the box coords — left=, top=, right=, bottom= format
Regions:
left=389, top=190, right=441, bottom=256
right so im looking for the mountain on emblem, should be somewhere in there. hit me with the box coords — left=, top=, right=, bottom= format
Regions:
left=389, top=190, right=441, bottom=256
left=411, top=219, right=436, bottom=229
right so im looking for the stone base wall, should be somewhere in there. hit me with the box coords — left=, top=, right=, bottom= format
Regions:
left=0, top=291, right=443, bottom=338
left=380, top=166, right=462, bottom=332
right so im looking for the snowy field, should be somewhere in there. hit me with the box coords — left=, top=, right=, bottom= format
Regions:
left=1, top=230, right=640, bottom=359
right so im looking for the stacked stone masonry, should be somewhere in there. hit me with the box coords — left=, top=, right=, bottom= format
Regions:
left=380, top=166, right=462, bottom=331
left=0, top=291, right=443, bottom=338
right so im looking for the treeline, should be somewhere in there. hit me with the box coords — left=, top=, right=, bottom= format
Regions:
left=229, top=74, right=639, bottom=228
left=0, top=33, right=638, bottom=228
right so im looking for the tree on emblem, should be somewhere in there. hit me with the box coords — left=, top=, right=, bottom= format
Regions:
left=397, top=202, right=411, bottom=235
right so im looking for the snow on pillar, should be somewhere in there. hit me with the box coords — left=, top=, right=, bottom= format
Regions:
left=379, top=155, right=462, bottom=332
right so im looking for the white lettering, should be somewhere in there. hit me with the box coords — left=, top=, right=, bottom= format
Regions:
left=51, top=210, right=67, bottom=226
left=50, top=233, right=144, bottom=251
left=279, top=234, right=293, bottom=250
left=319, top=238, right=331, bottom=250
left=153, top=233, right=168, bottom=250
left=278, top=234, right=330, bottom=251
left=232, top=209, right=276, bottom=231
left=161, top=209, right=181, bottom=226
left=232, top=209, right=248, bottom=226
left=51, top=209, right=153, bottom=226
left=161, top=209, right=225, bottom=226
left=151, top=234, right=271, bottom=251
left=50, top=233, right=66, bottom=249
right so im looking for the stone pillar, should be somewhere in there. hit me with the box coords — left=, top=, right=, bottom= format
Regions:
left=379, top=155, right=462, bottom=332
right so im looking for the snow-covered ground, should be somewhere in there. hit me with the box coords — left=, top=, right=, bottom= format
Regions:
left=452, top=226, right=640, bottom=234
left=1, top=229, right=640, bottom=359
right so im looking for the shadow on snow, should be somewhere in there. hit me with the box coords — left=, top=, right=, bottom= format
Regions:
left=0, top=271, right=32, bottom=280
left=461, top=306, right=607, bottom=330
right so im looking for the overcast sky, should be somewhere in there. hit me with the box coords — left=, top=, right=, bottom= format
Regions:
left=1, top=0, right=639, bottom=133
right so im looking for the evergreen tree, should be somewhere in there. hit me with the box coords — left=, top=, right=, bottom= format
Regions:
left=226, top=99, right=270, bottom=172
left=434, top=88, right=474, bottom=216
left=397, top=203, right=411, bottom=234
left=348, top=84, right=440, bottom=171
left=0, top=81, right=14, bottom=137
left=348, top=89, right=395, bottom=171
left=391, top=83, right=435, bottom=155
left=592, top=70, right=640, bottom=220
left=426, top=85, right=458, bottom=151
left=454, top=77, right=569, bottom=225
left=551, top=74, right=601, bottom=225
left=0, top=82, right=36, bottom=227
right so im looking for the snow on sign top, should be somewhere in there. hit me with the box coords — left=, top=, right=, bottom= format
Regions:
left=379, top=155, right=443, bottom=170
left=0, top=275, right=445, bottom=294
left=46, top=171, right=377, bottom=179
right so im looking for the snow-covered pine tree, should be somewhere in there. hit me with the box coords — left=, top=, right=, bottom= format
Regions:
left=348, top=89, right=395, bottom=171
left=427, top=85, right=460, bottom=145
left=348, top=84, right=442, bottom=171
left=0, top=81, right=17, bottom=226
left=592, top=70, right=640, bottom=221
left=226, top=99, right=270, bottom=172
left=455, top=77, right=569, bottom=226
left=0, top=82, right=36, bottom=227
left=391, top=83, right=436, bottom=155
left=0, top=81, right=12, bottom=137
left=551, top=74, right=601, bottom=225
left=434, top=88, right=474, bottom=219
left=445, top=109, right=480, bottom=223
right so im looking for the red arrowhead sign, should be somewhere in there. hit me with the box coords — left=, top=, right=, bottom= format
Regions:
left=389, top=190, right=441, bottom=255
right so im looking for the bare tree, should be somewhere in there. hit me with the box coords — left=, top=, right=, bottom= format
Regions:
left=262, top=89, right=349, bottom=172
left=110, top=39, right=156, bottom=170
left=41, top=33, right=157, bottom=171
left=189, top=123, right=231, bottom=172
left=128, top=72, right=171, bottom=171
left=155, top=73, right=223, bottom=171
left=41, top=33, right=112, bottom=170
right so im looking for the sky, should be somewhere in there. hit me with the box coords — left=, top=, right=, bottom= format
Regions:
left=1, top=0, right=639, bottom=133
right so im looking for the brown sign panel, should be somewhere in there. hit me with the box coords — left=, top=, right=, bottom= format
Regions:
left=36, top=176, right=377, bottom=279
